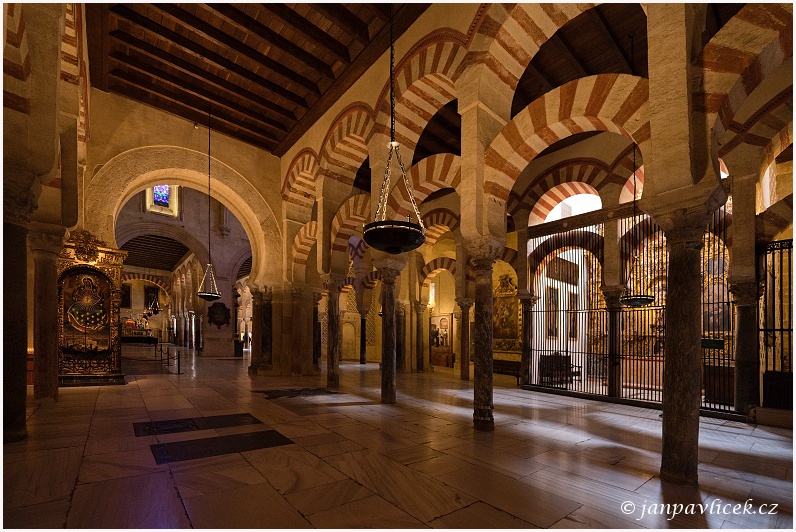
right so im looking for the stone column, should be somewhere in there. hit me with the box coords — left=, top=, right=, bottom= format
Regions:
left=603, top=286, right=625, bottom=398
left=28, top=224, right=68, bottom=402
left=380, top=267, right=400, bottom=404
left=519, top=295, right=538, bottom=385
left=452, top=308, right=462, bottom=372
left=359, top=309, right=368, bottom=364
left=290, top=286, right=305, bottom=375
left=730, top=281, right=762, bottom=413
left=248, top=289, right=263, bottom=373
left=4, top=219, right=30, bottom=442
left=657, top=211, right=710, bottom=486
left=413, top=301, right=425, bottom=372
left=455, top=298, right=473, bottom=381
left=259, top=287, right=273, bottom=369
left=396, top=302, right=406, bottom=371
left=313, top=291, right=322, bottom=370
left=472, top=256, right=497, bottom=431
left=326, top=280, right=342, bottom=388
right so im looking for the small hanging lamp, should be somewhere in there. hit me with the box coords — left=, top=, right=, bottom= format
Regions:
left=363, top=3, right=426, bottom=255
left=620, top=33, right=654, bottom=308
left=197, top=108, right=221, bottom=302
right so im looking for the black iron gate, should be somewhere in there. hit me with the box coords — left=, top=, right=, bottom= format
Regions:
left=759, top=239, right=793, bottom=409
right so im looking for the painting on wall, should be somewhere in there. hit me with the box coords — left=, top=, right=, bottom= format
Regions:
left=568, top=291, right=579, bottom=340
left=60, top=270, right=114, bottom=374
left=493, top=297, right=519, bottom=340
left=546, top=286, right=559, bottom=337
left=430, top=315, right=453, bottom=367
left=547, top=257, right=579, bottom=285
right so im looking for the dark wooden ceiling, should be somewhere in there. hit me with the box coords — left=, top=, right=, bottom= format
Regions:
left=86, top=3, right=430, bottom=155
left=120, top=234, right=190, bottom=271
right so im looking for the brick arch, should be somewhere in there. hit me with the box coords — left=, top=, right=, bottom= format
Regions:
left=459, top=3, right=593, bottom=122
left=388, top=153, right=461, bottom=217
left=485, top=74, right=650, bottom=204
left=528, top=230, right=605, bottom=281
left=320, top=103, right=374, bottom=186
left=421, top=257, right=457, bottom=288
left=121, top=272, right=171, bottom=294
left=373, top=30, right=468, bottom=156
left=292, top=221, right=317, bottom=267
left=282, top=148, right=318, bottom=216
left=763, top=124, right=793, bottom=174
left=526, top=182, right=602, bottom=226
left=329, top=194, right=370, bottom=273
left=348, top=235, right=367, bottom=262
left=422, top=208, right=460, bottom=246
left=3, top=3, right=30, bottom=113
left=697, top=4, right=793, bottom=142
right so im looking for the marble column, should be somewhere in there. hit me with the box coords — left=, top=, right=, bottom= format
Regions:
left=380, top=268, right=400, bottom=404
left=4, top=220, right=30, bottom=442
left=519, top=295, right=538, bottom=385
left=259, top=287, right=273, bottom=369
left=313, top=292, right=322, bottom=370
left=29, top=224, right=68, bottom=402
left=730, top=281, right=762, bottom=413
left=413, top=301, right=425, bottom=372
left=396, top=302, right=406, bottom=371
left=472, top=257, right=496, bottom=431
left=658, top=211, right=710, bottom=486
left=326, top=280, right=342, bottom=388
left=290, top=287, right=305, bottom=375
left=359, top=309, right=368, bottom=364
left=248, top=289, right=263, bottom=374
left=455, top=298, right=473, bottom=381
left=603, top=286, right=625, bottom=398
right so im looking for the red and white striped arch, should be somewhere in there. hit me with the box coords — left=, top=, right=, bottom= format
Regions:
left=4, top=3, right=30, bottom=115
left=461, top=4, right=591, bottom=117
left=291, top=220, right=317, bottom=267
left=485, top=74, right=650, bottom=202
left=282, top=148, right=319, bottom=213
left=764, top=124, right=793, bottom=173
left=388, top=153, right=461, bottom=217
left=121, top=272, right=171, bottom=294
left=696, top=3, right=792, bottom=141
left=528, top=230, right=604, bottom=283
left=422, top=208, right=460, bottom=246
left=348, top=235, right=367, bottom=262
left=320, top=103, right=374, bottom=186
left=618, top=166, right=645, bottom=204
left=421, top=256, right=457, bottom=288
left=329, top=195, right=370, bottom=271
left=528, top=182, right=601, bottom=225
left=374, top=31, right=468, bottom=154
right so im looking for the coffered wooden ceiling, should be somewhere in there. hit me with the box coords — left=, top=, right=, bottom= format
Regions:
left=86, top=3, right=429, bottom=156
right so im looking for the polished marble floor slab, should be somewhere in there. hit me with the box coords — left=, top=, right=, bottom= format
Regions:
left=4, top=351, right=793, bottom=529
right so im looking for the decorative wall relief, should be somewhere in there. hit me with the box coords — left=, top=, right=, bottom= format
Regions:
left=208, top=301, right=231, bottom=329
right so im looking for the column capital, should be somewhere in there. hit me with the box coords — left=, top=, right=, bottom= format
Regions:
left=455, top=297, right=474, bottom=311
left=412, top=300, right=427, bottom=313
left=3, top=170, right=40, bottom=227
left=463, top=235, right=503, bottom=264
left=396, top=302, right=406, bottom=316
left=322, top=274, right=346, bottom=292
left=28, top=222, right=68, bottom=255
left=378, top=266, right=401, bottom=285
left=729, top=280, right=763, bottom=307
left=312, top=290, right=323, bottom=305
left=601, top=285, right=626, bottom=309
left=251, top=289, right=264, bottom=304
left=653, top=208, right=711, bottom=247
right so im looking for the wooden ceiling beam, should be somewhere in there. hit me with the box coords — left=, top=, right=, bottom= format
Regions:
left=587, top=7, right=633, bottom=74
left=207, top=4, right=336, bottom=79
left=150, top=4, right=321, bottom=95
left=109, top=52, right=288, bottom=134
left=108, top=69, right=280, bottom=144
left=550, top=33, right=589, bottom=78
left=363, top=3, right=391, bottom=22
left=260, top=3, right=351, bottom=64
left=109, top=5, right=308, bottom=107
left=85, top=3, right=109, bottom=91
left=110, top=30, right=297, bottom=122
left=523, top=62, right=555, bottom=93
left=312, top=3, right=370, bottom=44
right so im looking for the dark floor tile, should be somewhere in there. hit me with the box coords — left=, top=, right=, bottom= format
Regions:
left=150, top=430, right=293, bottom=464
left=133, top=412, right=262, bottom=436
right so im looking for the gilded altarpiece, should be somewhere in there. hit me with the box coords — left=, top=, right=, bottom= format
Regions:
left=493, top=274, right=521, bottom=363
left=57, top=230, right=127, bottom=385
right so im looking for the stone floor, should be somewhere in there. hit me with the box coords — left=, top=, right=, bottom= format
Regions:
left=4, top=349, right=793, bottom=529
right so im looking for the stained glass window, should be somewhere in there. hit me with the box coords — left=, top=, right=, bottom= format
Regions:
left=153, top=185, right=170, bottom=207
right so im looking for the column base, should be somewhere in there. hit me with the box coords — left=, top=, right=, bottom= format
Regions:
left=59, top=374, right=126, bottom=386
left=473, top=417, right=494, bottom=431
left=327, top=375, right=340, bottom=388
left=659, top=469, right=698, bottom=487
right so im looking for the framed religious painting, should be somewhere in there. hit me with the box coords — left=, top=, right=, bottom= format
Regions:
left=430, top=314, right=453, bottom=367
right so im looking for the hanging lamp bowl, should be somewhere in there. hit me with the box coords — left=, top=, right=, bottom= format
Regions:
left=363, top=220, right=425, bottom=254
left=197, top=291, right=222, bottom=302
left=620, top=294, right=655, bottom=307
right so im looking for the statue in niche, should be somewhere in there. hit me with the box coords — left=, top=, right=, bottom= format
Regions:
left=67, top=276, right=108, bottom=332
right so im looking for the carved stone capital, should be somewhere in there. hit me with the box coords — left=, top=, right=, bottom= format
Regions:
left=396, top=302, right=406, bottom=316
left=3, top=170, right=40, bottom=226
left=729, top=281, right=763, bottom=306
left=378, top=267, right=401, bottom=285
left=455, top=297, right=474, bottom=311
left=412, top=300, right=427, bottom=313
left=601, top=285, right=626, bottom=309
left=653, top=209, right=711, bottom=248
left=463, top=235, right=503, bottom=264
left=28, top=223, right=68, bottom=256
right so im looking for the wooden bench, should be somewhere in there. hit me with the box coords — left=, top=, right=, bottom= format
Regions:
left=493, top=359, right=521, bottom=385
